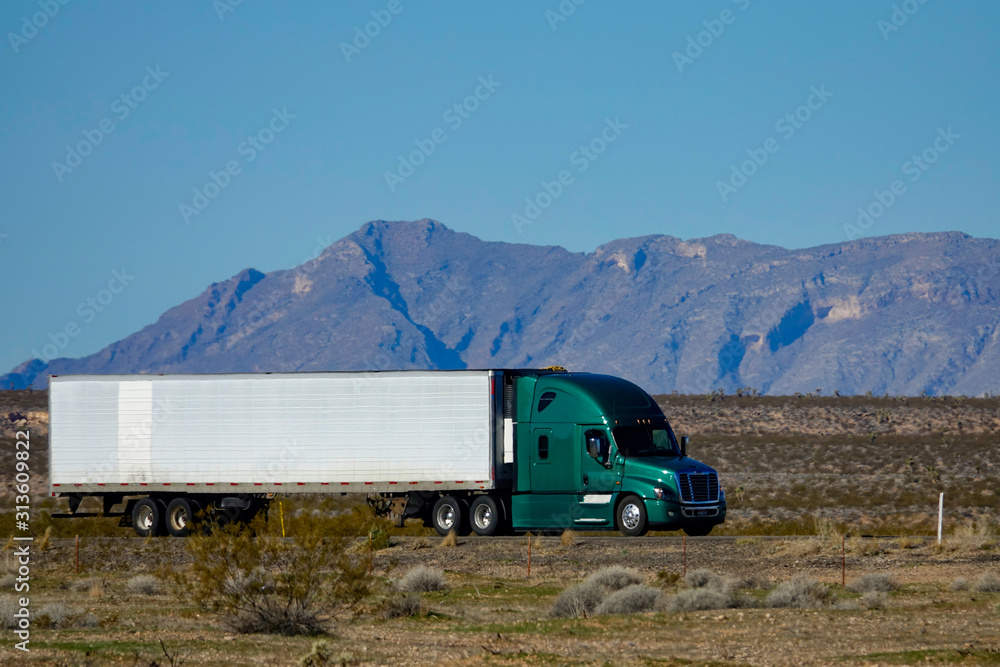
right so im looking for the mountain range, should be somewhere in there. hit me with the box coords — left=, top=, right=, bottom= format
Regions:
left=5, top=219, right=999, bottom=396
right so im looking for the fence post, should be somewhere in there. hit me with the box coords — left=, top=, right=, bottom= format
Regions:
left=937, top=492, right=944, bottom=546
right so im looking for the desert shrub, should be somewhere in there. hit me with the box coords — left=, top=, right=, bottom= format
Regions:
left=550, top=566, right=649, bottom=618
left=594, top=584, right=663, bottom=615
left=0, top=574, right=15, bottom=590
left=667, top=588, right=733, bottom=613
left=731, top=574, right=771, bottom=590
left=69, top=579, right=92, bottom=593
left=183, top=515, right=370, bottom=636
left=36, top=603, right=71, bottom=628
left=862, top=591, right=887, bottom=609
left=657, top=570, right=681, bottom=586
left=397, top=566, right=447, bottom=593
left=550, top=580, right=605, bottom=618
left=299, top=639, right=352, bottom=667
left=847, top=573, right=898, bottom=593
left=0, top=596, right=21, bottom=629
left=950, top=577, right=969, bottom=592
left=382, top=594, right=425, bottom=619
left=367, top=526, right=392, bottom=551
left=765, top=577, right=829, bottom=609
left=972, top=572, right=1000, bottom=593
left=586, top=566, right=643, bottom=592
left=685, top=569, right=728, bottom=592
left=126, top=575, right=160, bottom=596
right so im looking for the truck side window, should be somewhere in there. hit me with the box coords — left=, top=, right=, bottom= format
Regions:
left=538, top=435, right=549, bottom=460
left=537, top=391, right=556, bottom=412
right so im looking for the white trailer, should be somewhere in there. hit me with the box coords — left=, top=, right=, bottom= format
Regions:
left=49, top=371, right=507, bottom=536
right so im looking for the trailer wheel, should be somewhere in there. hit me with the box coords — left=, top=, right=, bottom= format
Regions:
left=132, top=498, right=165, bottom=538
left=165, top=498, right=200, bottom=538
left=431, top=496, right=466, bottom=536
left=616, top=495, right=648, bottom=537
left=469, top=496, right=501, bottom=536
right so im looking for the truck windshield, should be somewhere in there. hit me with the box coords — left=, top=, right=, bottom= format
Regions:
left=612, top=426, right=680, bottom=458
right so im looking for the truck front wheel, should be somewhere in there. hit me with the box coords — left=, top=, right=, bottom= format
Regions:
left=616, top=495, right=648, bottom=537
left=132, top=498, right=165, bottom=538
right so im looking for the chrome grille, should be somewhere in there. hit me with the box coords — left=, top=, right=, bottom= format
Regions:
left=677, top=472, right=719, bottom=503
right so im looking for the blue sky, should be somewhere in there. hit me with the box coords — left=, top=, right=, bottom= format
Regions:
left=1, top=1, right=997, bottom=374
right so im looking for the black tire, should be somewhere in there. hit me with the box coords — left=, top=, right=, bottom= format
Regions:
left=165, top=498, right=200, bottom=538
left=431, top=496, right=466, bottom=536
left=132, top=498, right=165, bottom=538
left=469, top=496, right=501, bottom=536
left=616, top=495, right=648, bottom=537
left=683, top=524, right=714, bottom=537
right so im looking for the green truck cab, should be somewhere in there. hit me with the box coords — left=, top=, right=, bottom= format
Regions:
left=505, top=370, right=725, bottom=537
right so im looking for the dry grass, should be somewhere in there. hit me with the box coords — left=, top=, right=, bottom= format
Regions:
left=847, top=573, right=899, bottom=593
left=126, top=574, right=160, bottom=596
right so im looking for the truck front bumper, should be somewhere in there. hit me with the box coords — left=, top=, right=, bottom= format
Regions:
left=645, top=499, right=727, bottom=528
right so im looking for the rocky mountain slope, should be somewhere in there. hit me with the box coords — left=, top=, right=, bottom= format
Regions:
left=5, top=219, right=999, bottom=395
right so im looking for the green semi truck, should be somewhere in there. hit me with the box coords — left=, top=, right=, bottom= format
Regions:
left=50, top=368, right=724, bottom=537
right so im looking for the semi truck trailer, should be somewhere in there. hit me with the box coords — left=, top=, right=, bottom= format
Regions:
left=48, top=369, right=725, bottom=537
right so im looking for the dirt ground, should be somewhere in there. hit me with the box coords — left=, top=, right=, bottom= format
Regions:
left=2, top=534, right=999, bottom=666
left=2, top=390, right=999, bottom=665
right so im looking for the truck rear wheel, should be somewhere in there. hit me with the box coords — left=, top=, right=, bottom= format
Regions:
left=132, top=498, right=165, bottom=538
left=616, top=495, right=648, bottom=537
left=165, top=498, right=200, bottom=537
left=469, top=496, right=501, bottom=536
left=432, top=496, right=468, bottom=536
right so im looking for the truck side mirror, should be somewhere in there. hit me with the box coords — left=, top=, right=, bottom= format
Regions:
left=681, top=435, right=689, bottom=458
left=586, top=431, right=611, bottom=467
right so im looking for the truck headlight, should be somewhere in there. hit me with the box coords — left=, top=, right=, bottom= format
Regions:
left=653, top=486, right=676, bottom=501
left=719, top=487, right=726, bottom=502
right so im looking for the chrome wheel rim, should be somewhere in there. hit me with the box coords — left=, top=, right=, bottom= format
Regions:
left=436, top=504, right=456, bottom=530
left=138, top=506, right=154, bottom=530
left=473, top=504, right=492, bottom=530
left=622, top=503, right=641, bottom=530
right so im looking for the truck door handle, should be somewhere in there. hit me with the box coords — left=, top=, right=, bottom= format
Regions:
left=583, top=474, right=589, bottom=485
